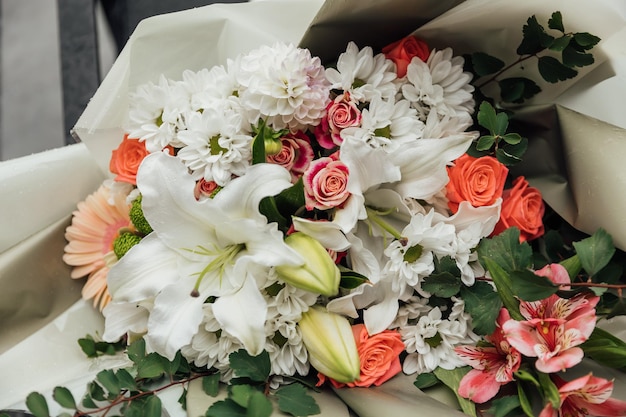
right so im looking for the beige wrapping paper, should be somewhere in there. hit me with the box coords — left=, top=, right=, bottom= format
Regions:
left=2, top=0, right=626, bottom=415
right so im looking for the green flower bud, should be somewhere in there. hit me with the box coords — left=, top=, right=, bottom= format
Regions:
left=113, top=232, right=142, bottom=259
left=129, top=195, right=153, bottom=235
left=264, top=136, right=283, bottom=156
left=275, top=232, right=340, bottom=296
left=299, top=306, right=360, bottom=383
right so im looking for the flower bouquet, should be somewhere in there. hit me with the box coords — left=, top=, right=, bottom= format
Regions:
left=3, top=1, right=626, bottom=417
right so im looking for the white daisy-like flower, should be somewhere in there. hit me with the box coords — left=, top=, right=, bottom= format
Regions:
left=264, top=317, right=310, bottom=377
left=421, top=108, right=474, bottom=140
left=236, top=42, right=330, bottom=131
left=325, top=42, right=398, bottom=102
left=401, top=49, right=474, bottom=124
left=179, top=66, right=242, bottom=113
left=127, top=75, right=189, bottom=152
left=340, top=96, right=422, bottom=150
left=382, top=209, right=456, bottom=294
left=266, top=282, right=319, bottom=321
left=176, top=106, right=253, bottom=185
left=389, top=294, right=431, bottom=328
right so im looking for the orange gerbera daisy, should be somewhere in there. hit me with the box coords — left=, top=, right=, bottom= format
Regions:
left=63, top=182, right=134, bottom=311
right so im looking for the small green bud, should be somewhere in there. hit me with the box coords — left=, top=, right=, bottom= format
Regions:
left=264, top=136, right=283, bottom=156
left=275, top=232, right=340, bottom=296
left=113, top=232, right=142, bottom=259
left=129, top=195, right=153, bottom=235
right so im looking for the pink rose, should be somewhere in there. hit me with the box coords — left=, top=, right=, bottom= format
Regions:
left=314, top=93, right=361, bottom=150
left=266, top=131, right=314, bottom=182
left=303, top=154, right=351, bottom=211
left=194, top=178, right=219, bottom=200
left=382, top=36, right=430, bottom=78
left=317, top=324, right=405, bottom=388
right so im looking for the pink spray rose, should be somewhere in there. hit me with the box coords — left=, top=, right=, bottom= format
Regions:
left=303, top=153, right=351, bottom=211
left=266, top=131, right=314, bottom=182
left=314, top=93, right=362, bottom=149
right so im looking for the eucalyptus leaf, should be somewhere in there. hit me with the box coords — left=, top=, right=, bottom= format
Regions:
left=275, top=383, right=320, bottom=417
left=53, top=386, right=77, bottom=410
left=229, top=350, right=271, bottom=382
left=537, top=56, right=578, bottom=83
left=26, top=392, right=50, bottom=417
left=460, top=281, right=502, bottom=335
left=573, top=228, right=615, bottom=276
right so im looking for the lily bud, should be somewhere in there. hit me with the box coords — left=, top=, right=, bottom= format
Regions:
left=299, top=306, right=360, bottom=383
left=275, top=232, right=340, bottom=296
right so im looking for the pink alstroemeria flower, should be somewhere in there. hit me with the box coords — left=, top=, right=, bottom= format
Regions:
left=503, top=264, right=599, bottom=374
left=539, top=374, right=626, bottom=417
left=455, top=308, right=521, bottom=403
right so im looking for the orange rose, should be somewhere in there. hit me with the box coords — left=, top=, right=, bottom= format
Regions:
left=317, top=324, right=404, bottom=388
left=109, top=134, right=149, bottom=185
left=382, top=36, right=430, bottom=78
left=446, top=154, right=508, bottom=213
left=492, top=176, right=545, bottom=242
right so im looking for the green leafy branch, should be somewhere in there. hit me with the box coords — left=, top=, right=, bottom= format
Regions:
left=468, top=11, right=600, bottom=105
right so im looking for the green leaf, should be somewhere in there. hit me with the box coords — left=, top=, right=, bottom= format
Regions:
left=252, top=119, right=268, bottom=165
left=497, top=137, right=528, bottom=166
left=477, top=101, right=498, bottom=134
left=502, top=133, right=522, bottom=145
left=275, top=383, right=321, bottom=417
left=581, top=326, right=626, bottom=368
left=339, top=266, right=371, bottom=289
left=143, top=395, right=163, bottom=417
left=573, top=228, right=615, bottom=276
left=414, top=373, right=440, bottom=390
left=127, top=338, right=146, bottom=364
left=229, top=350, right=271, bottom=382
left=514, top=369, right=540, bottom=388
left=559, top=254, right=582, bottom=279
left=537, top=56, right=578, bottom=83
left=53, top=386, right=77, bottom=409
left=203, top=374, right=221, bottom=397
left=422, top=273, right=461, bottom=298
left=476, top=135, right=496, bottom=151
left=547, top=11, right=564, bottom=32
left=137, top=352, right=168, bottom=379
left=471, top=52, right=505, bottom=77
left=483, top=258, right=523, bottom=321
left=179, top=387, right=188, bottom=410
left=498, top=77, right=541, bottom=103
left=549, top=35, right=571, bottom=52
left=259, top=196, right=288, bottom=230
left=573, top=32, right=601, bottom=47
left=460, top=281, right=502, bottom=335
left=537, top=372, right=560, bottom=409
left=487, top=395, right=522, bottom=417
left=517, top=15, right=554, bottom=55
left=562, top=46, right=594, bottom=68
left=230, top=385, right=255, bottom=408
left=97, top=369, right=121, bottom=396
left=510, top=269, right=558, bottom=302
left=433, top=367, right=476, bottom=417
left=517, top=384, right=534, bottom=417
left=207, top=399, right=248, bottom=417
left=81, top=392, right=97, bottom=409
left=246, top=391, right=273, bottom=417
left=116, top=368, right=138, bottom=391
left=78, top=337, right=97, bottom=358
left=478, top=227, right=533, bottom=273
left=274, top=178, right=305, bottom=217
left=88, top=380, right=106, bottom=402
left=26, top=392, right=50, bottom=417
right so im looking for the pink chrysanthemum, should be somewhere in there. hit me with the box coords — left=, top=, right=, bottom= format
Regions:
left=63, top=182, right=133, bottom=311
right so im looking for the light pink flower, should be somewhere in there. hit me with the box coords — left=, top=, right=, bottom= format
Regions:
left=303, top=153, right=351, bottom=211
left=502, top=264, right=599, bottom=373
left=194, top=178, right=219, bottom=200
left=314, top=93, right=361, bottom=149
left=266, top=131, right=314, bottom=182
left=539, top=374, right=626, bottom=417
left=455, top=308, right=521, bottom=403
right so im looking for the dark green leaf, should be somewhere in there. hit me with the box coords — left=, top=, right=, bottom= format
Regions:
left=498, top=78, right=541, bottom=104
left=230, top=384, right=255, bottom=408
left=471, top=52, right=505, bottom=77
left=26, top=392, right=50, bottom=417
left=478, top=227, right=533, bottom=273
left=127, top=338, right=146, bottom=364
left=494, top=113, right=509, bottom=136
left=78, top=337, right=97, bottom=358
left=229, top=350, right=271, bottom=382
left=143, top=395, right=163, bottom=417
left=476, top=135, right=496, bottom=151
left=573, top=228, right=615, bottom=276
left=537, top=372, right=560, bottom=409
left=502, top=133, right=522, bottom=145
left=460, top=281, right=502, bottom=335
left=116, top=368, right=138, bottom=391
left=276, top=383, right=321, bottom=417
left=581, top=326, right=626, bottom=368
left=414, top=372, right=440, bottom=390
left=562, top=46, right=594, bottom=68
left=259, top=196, right=288, bottom=231
left=125, top=399, right=146, bottom=417
left=549, top=35, right=571, bottom=51
left=517, top=384, right=534, bottom=417
left=246, top=391, right=273, bottom=417
left=573, top=32, right=601, bottom=47
left=252, top=119, right=268, bottom=165
left=477, top=101, right=498, bottom=134
left=97, top=369, right=121, bottom=396
left=433, top=367, right=476, bottom=417
left=88, top=380, right=106, bottom=402
left=548, top=11, right=564, bottom=32
left=274, top=177, right=305, bottom=215
left=537, top=56, right=578, bottom=83
left=178, top=387, right=188, bottom=410
left=81, top=392, right=97, bottom=409
left=487, top=395, right=522, bottom=417
left=137, top=352, right=168, bottom=379
left=517, top=15, right=554, bottom=55
left=483, top=258, right=523, bottom=321
left=207, top=399, right=247, bottom=417
left=202, top=374, right=221, bottom=397
left=422, top=273, right=461, bottom=298
left=53, top=386, right=77, bottom=409
left=339, top=266, right=371, bottom=289
left=510, top=269, right=558, bottom=302
left=496, top=147, right=522, bottom=165
left=514, top=369, right=540, bottom=388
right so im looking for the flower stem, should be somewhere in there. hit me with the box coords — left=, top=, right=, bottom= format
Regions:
left=365, top=206, right=404, bottom=241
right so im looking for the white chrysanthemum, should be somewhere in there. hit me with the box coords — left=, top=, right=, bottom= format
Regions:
left=389, top=295, right=431, bottom=328
left=401, top=49, right=474, bottom=124
left=382, top=210, right=456, bottom=294
left=176, top=106, right=253, bottom=185
left=266, top=282, right=319, bottom=321
left=421, top=108, right=474, bottom=140
left=264, top=317, right=310, bottom=377
left=127, top=75, right=189, bottom=152
left=400, top=301, right=476, bottom=374
left=179, top=66, right=242, bottom=113
left=325, top=42, right=398, bottom=102
left=236, top=42, right=330, bottom=130
left=340, top=96, right=422, bottom=150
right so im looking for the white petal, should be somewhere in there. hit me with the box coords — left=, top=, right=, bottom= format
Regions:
left=340, top=137, right=401, bottom=193
left=292, top=217, right=351, bottom=251
left=103, top=302, right=150, bottom=342
left=213, top=275, right=268, bottom=356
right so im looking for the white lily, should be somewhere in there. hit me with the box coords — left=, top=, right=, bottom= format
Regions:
left=106, top=152, right=302, bottom=359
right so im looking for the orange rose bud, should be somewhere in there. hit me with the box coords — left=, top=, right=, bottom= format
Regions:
left=109, top=134, right=149, bottom=185
left=446, top=154, right=508, bottom=213
left=382, top=36, right=430, bottom=78
left=492, top=176, right=545, bottom=242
